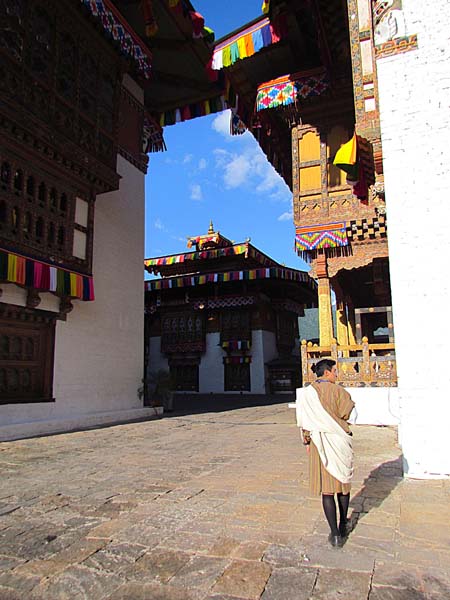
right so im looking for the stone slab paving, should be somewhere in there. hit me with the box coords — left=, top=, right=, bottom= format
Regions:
left=0, top=404, right=450, bottom=599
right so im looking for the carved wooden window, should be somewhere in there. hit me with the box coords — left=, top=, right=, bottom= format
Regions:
left=294, top=123, right=355, bottom=224
left=297, top=127, right=353, bottom=196
left=161, top=312, right=205, bottom=353
left=0, top=303, right=56, bottom=404
left=276, top=311, right=297, bottom=354
left=170, top=365, right=199, bottom=392
left=0, top=0, right=120, bottom=172
left=224, top=364, right=250, bottom=391
left=220, top=310, right=251, bottom=343
left=0, top=150, right=94, bottom=274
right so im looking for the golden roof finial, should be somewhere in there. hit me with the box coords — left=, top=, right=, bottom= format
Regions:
left=208, top=220, right=214, bottom=234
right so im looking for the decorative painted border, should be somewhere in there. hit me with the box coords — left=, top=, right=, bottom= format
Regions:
left=80, top=0, right=152, bottom=79
left=375, top=34, right=418, bottom=59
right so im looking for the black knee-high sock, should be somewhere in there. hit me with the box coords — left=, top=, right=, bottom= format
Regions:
left=337, top=492, right=350, bottom=528
left=322, top=494, right=339, bottom=536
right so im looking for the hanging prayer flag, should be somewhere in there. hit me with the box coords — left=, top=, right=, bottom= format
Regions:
left=212, top=17, right=279, bottom=70
left=145, top=266, right=312, bottom=292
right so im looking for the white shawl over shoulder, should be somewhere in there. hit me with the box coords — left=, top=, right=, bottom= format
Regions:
left=296, top=385, right=353, bottom=484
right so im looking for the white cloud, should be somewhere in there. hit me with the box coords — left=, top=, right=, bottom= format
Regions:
left=154, top=218, right=166, bottom=230
left=278, top=211, right=293, bottom=221
left=213, top=145, right=290, bottom=198
left=190, top=183, right=203, bottom=201
left=223, top=154, right=251, bottom=188
left=212, top=110, right=232, bottom=138
left=198, top=158, right=207, bottom=170
left=183, top=153, right=193, bottom=164
left=171, top=235, right=187, bottom=243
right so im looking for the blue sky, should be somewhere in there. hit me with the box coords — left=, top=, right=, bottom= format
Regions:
left=144, top=0, right=308, bottom=273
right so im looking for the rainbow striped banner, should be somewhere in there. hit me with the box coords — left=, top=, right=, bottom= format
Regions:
left=223, top=356, right=252, bottom=365
left=145, top=267, right=311, bottom=291
left=145, top=244, right=249, bottom=270
left=212, top=17, right=279, bottom=70
left=0, top=248, right=94, bottom=301
left=221, top=340, right=251, bottom=351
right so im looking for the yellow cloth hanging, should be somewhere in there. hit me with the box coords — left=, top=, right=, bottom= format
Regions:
left=333, top=132, right=358, bottom=176
left=70, top=273, right=77, bottom=297
left=222, top=46, right=232, bottom=67
left=7, top=253, right=17, bottom=282
left=237, top=37, right=248, bottom=59
left=262, top=0, right=270, bottom=15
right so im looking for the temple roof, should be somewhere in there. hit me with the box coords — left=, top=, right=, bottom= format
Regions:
left=144, top=223, right=317, bottom=304
left=145, top=222, right=283, bottom=277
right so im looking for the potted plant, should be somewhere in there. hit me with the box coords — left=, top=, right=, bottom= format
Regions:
left=147, top=369, right=175, bottom=411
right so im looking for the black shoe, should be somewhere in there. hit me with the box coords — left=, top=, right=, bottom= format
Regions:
left=339, top=521, right=349, bottom=538
left=328, top=534, right=344, bottom=548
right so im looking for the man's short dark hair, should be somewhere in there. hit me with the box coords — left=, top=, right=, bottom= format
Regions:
left=311, top=358, right=336, bottom=377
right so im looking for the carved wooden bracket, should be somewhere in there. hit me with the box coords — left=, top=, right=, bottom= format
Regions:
left=59, top=296, right=74, bottom=316
left=26, top=289, right=41, bottom=309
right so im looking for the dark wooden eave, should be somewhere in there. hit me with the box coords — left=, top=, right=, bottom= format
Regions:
left=115, top=0, right=221, bottom=113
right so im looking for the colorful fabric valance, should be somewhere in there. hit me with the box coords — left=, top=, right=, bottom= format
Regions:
left=223, top=356, right=252, bottom=365
left=159, top=93, right=231, bottom=127
left=145, top=244, right=249, bottom=272
left=80, top=0, right=152, bottom=79
left=145, top=244, right=278, bottom=274
left=230, top=110, right=247, bottom=136
left=295, top=223, right=348, bottom=254
left=221, top=340, right=251, bottom=351
left=256, top=70, right=330, bottom=112
left=143, top=113, right=166, bottom=153
left=145, top=267, right=310, bottom=291
left=0, top=248, right=95, bottom=301
left=212, top=17, right=279, bottom=70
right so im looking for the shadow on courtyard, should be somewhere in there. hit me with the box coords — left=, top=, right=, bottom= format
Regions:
left=348, top=455, right=403, bottom=535
left=162, top=393, right=292, bottom=417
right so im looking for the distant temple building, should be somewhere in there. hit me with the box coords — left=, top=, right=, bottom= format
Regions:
left=144, top=223, right=316, bottom=401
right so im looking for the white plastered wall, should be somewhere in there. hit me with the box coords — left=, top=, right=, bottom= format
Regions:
left=199, top=332, right=224, bottom=393
left=250, top=329, right=277, bottom=394
left=376, top=0, right=450, bottom=476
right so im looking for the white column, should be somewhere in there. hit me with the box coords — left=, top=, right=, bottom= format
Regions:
left=376, top=1, right=450, bottom=477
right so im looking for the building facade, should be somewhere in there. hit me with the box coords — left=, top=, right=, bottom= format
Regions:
left=145, top=224, right=317, bottom=404
left=0, top=0, right=218, bottom=439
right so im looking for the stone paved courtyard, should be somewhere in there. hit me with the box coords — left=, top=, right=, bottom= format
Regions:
left=1, top=403, right=449, bottom=599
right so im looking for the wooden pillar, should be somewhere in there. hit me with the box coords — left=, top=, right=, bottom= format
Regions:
left=346, top=298, right=357, bottom=345
left=335, top=297, right=349, bottom=355
left=316, top=254, right=333, bottom=346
